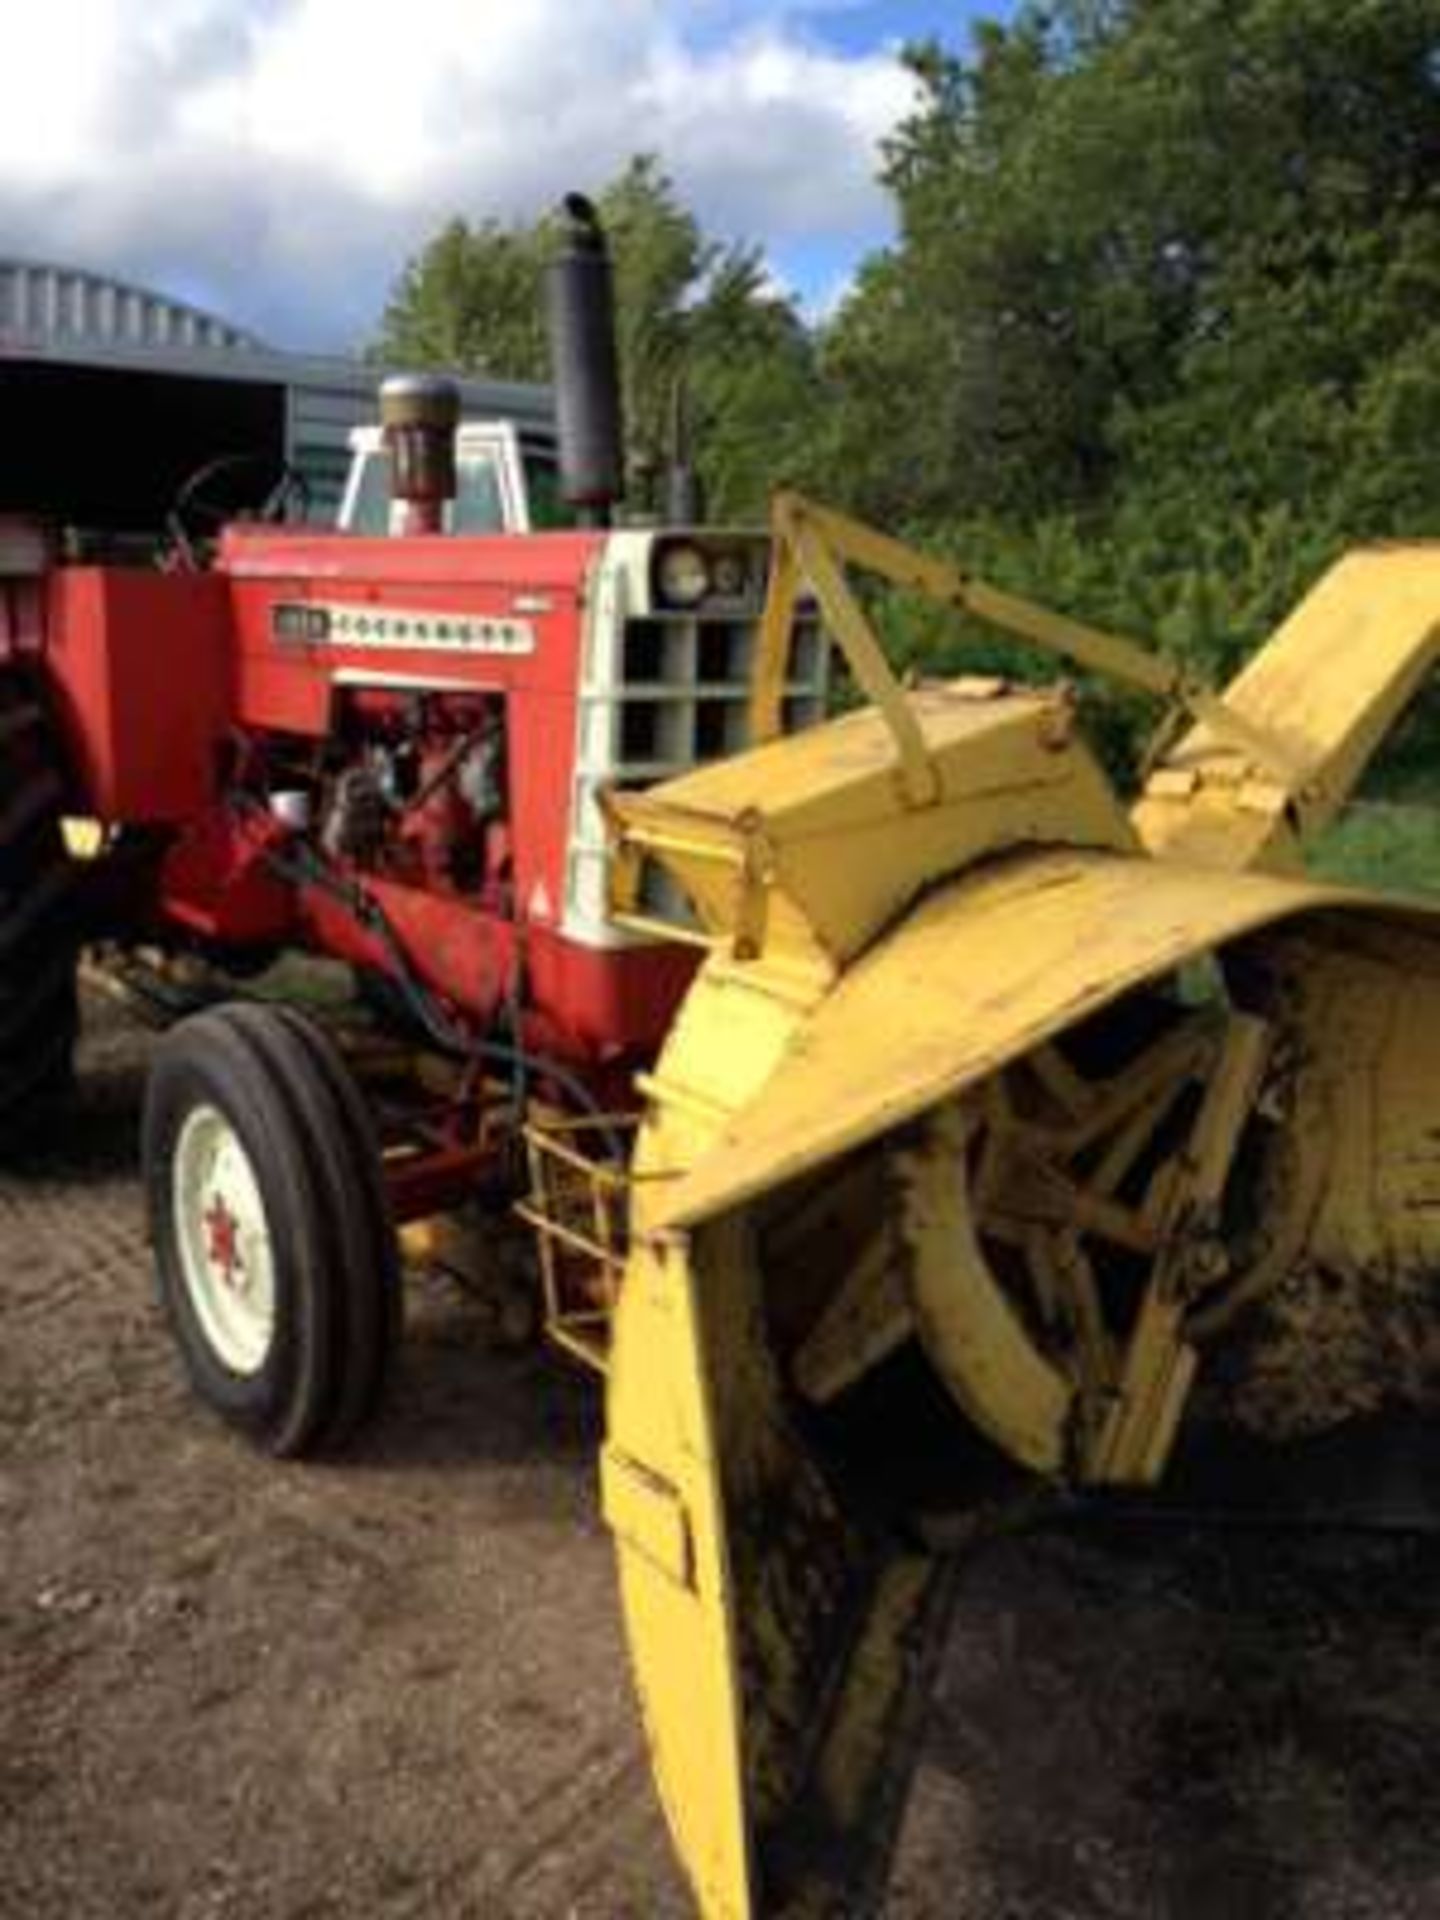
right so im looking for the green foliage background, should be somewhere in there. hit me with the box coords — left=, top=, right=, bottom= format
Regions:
left=375, top=0, right=1440, bottom=844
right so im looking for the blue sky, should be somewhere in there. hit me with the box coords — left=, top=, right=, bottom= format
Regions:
left=690, top=1, right=983, bottom=54
left=0, top=2, right=1011, bottom=352
left=762, top=2, right=1007, bottom=309
left=795, top=1, right=993, bottom=54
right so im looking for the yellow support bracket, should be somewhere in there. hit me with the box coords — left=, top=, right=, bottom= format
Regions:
left=750, top=491, right=1306, bottom=797
left=752, top=494, right=941, bottom=807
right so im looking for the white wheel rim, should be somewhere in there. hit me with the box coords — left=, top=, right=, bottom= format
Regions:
left=172, top=1103, right=277, bottom=1376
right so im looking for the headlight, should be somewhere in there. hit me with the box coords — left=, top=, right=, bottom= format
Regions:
left=656, top=542, right=711, bottom=608
left=711, top=550, right=748, bottom=599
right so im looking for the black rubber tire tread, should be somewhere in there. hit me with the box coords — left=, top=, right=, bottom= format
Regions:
left=0, top=766, right=66, bottom=854
left=0, top=860, right=77, bottom=961
left=0, top=673, right=78, bottom=1148
left=0, top=1016, right=79, bottom=1122
left=217, top=1005, right=384, bottom=1452
left=145, top=1006, right=341, bottom=1458
left=0, top=948, right=77, bottom=1051
left=0, top=698, right=45, bottom=746
left=144, top=1001, right=401, bottom=1457
left=226, top=1002, right=400, bottom=1449
left=258, top=1005, right=403, bottom=1418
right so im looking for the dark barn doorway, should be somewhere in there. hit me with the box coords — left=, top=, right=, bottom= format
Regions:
left=0, top=359, right=287, bottom=535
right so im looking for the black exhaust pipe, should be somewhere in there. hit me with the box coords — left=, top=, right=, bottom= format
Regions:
left=546, top=194, right=624, bottom=527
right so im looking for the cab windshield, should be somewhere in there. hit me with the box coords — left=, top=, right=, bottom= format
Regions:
left=522, top=445, right=573, bottom=530
left=345, top=440, right=571, bottom=534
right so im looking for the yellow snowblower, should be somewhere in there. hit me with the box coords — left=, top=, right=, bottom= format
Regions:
left=575, top=494, right=1440, bottom=1916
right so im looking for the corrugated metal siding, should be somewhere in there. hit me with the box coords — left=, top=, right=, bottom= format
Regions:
left=0, top=257, right=554, bottom=522
left=287, top=382, right=374, bottom=518
left=0, top=260, right=263, bottom=354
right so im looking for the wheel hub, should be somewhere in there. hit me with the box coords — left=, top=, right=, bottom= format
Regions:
left=202, top=1192, right=246, bottom=1290
left=172, top=1105, right=276, bottom=1375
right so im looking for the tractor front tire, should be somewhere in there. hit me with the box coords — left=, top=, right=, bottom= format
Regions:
left=143, top=1002, right=401, bottom=1457
left=0, top=675, right=79, bottom=1149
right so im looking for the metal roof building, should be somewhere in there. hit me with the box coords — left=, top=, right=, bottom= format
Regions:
left=0, top=260, right=552, bottom=526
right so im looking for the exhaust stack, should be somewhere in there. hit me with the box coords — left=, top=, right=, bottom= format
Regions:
left=546, top=195, right=624, bottom=527
left=379, top=374, right=460, bottom=536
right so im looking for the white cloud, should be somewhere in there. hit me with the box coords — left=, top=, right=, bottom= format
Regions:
left=0, top=0, right=916, bottom=349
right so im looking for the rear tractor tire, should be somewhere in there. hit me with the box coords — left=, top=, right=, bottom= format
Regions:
left=0, top=673, right=79, bottom=1149
left=143, top=1002, right=402, bottom=1457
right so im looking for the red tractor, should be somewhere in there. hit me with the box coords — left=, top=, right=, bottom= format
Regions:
left=12, top=193, right=1440, bottom=1920
left=0, top=197, right=820, bottom=1454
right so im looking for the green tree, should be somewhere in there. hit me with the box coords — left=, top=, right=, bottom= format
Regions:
left=683, top=248, right=828, bottom=519
left=831, top=0, right=1439, bottom=524
left=377, top=216, right=549, bottom=378
left=820, top=0, right=1440, bottom=760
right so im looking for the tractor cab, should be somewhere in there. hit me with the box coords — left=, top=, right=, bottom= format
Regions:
left=337, top=420, right=569, bottom=536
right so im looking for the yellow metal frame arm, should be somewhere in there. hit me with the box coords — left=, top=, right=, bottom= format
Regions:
left=752, top=494, right=941, bottom=806
left=751, top=491, right=1304, bottom=793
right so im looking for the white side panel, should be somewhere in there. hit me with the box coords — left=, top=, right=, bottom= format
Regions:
left=562, top=532, right=830, bottom=950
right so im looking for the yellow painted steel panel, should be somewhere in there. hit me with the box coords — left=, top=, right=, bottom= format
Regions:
left=595, top=504, right=1440, bottom=1920
left=656, top=848, right=1440, bottom=1230
left=1137, top=543, right=1440, bottom=864
left=605, top=1236, right=755, bottom=1917
left=637, top=683, right=1123, bottom=846
left=610, top=682, right=1133, bottom=970
left=1202, top=545, right=1440, bottom=796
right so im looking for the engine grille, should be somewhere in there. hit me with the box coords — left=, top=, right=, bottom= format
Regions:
left=566, top=597, right=830, bottom=945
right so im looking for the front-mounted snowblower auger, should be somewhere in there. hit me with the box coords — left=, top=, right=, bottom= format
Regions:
left=574, top=496, right=1440, bottom=1916
left=3, top=186, right=1438, bottom=1918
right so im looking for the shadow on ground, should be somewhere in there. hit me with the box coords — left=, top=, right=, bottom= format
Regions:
left=896, top=1518, right=1440, bottom=1919
left=5, top=996, right=1437, bottom=1918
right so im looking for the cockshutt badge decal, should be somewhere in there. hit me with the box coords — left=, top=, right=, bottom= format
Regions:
left=271, top=601, right=536, bottom=656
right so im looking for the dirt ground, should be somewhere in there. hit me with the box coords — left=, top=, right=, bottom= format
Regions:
left=3, top=998, right=1438, bottom=1919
